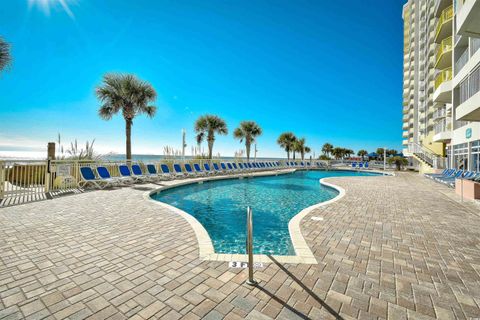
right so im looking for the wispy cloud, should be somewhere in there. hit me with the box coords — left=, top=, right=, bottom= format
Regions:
left=28, top=0, right=76, bottom=20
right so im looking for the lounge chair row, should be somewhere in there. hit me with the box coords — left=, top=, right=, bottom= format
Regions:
left=284, top=161, right=327, bottom=168
left=79, top=161, right=288, bottom=189
left=351, top=162, right=370, bottom=169
left=425, top=168, right=480, bottom=187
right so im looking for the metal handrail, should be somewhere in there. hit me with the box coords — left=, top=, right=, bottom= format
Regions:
left=245, top=207, right=257, bottom=286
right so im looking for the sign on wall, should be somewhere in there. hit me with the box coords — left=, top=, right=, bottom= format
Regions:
left=466, top=128, right=472, bottom=139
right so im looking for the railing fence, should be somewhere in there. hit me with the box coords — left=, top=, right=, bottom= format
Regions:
left=0, top=158, right=384, bottom=207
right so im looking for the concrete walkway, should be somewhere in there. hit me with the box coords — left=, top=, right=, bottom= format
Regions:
left=0, top=172, right=479, bottom=319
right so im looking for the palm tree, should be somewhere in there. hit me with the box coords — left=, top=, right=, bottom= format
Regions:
left=357, top=149, right=368, bottom=160
left=295, top=137, right=310, bottom=160
left=96, top=73, right=157, bottom=160
left=331, top=147, right=344, bottom=160
left=344, top=149, right=354, bottom=159
left=233, top=121, right=262, bottom=161
left=376, top=148, right=385, bottom=160
left=0, top=37, right=12, bottom=74
left=194, top=115, right=228, bottom=159
left=277, top=132, right=296, bottom=160
left=322, top=143, right=334, bottom=158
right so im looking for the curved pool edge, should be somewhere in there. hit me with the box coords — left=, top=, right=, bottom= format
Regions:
left=287, top=178, right=346, bottom=263
left=143, top=168, right=392, bottom=265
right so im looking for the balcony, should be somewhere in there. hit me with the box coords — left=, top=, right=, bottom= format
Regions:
left=402, top=139, right=409, bottom=146
left=435, top=36, right=452, bottom=69
left=456, top=66, right=480, bottom=121
left=402, top=131, right=409, bottom=138
left=435, top=5, right=453, bottom=43
left=455, top=48, right=469, bottom=76
left=433, top=118, right=452, bottom=142
left=433, top=67, right=452, bottom=102
left=456, top=0, right=480, bottom=38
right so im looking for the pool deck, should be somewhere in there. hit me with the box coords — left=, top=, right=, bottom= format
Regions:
left=1, top=171, right=480, bottom=319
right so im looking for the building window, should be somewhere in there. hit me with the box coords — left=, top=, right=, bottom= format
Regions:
left=472, top=140, right=480, bottom=172
left=453, top=143, right=469, bottom=169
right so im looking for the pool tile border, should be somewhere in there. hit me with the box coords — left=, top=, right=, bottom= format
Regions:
left=144, top=168, right=389, bottom=265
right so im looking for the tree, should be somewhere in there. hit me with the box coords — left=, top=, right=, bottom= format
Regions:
left=387, top=156, right=408, bottom=171
left=331, top=147, right=344, bottom=160
left=96, top=73, right=157, bottom=160
left=357, top=149, right=368, bottom=160
left=376, top=148, right=385, bottom=160
left=277, top=132, right=297, bottom=160
left=387, top=149, right=398, bottom=157
left=322, top=143, right=334, bottom=157
left=194, top=115, right=228, bottom=159
left=294, top=137, right=310, bottom=160
left=0, top=37, right=12, bottom=74
left=233, top=121, right=262, bottom=161
left=344, top=149, right=354, bottom=159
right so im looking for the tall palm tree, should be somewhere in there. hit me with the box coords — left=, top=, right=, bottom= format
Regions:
left=295, top=137, right=310, bottom=160
left=96, top=73, right=157, bottom=160
left=357, top=149, right=368, bottom=160
left=376, top=148, right=385, bottom=160
left=194, top=115, right=228, bottom=159
left=0, top=37, right=12, bottom=74
left=277, top=132, right=296, bottom=160
left=322, top=143, right=334, bottom=158
left=331, top=147, right=344, bottom=160
left=344, top=149, right=354, bottom=159
left=233, top=121, right=262, bottom=161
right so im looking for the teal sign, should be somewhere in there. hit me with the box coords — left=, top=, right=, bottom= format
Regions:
left=466, top=128, right=472, bottom=139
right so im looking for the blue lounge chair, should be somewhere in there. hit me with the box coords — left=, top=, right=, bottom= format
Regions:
left=436, top=170, right=464, bottom=186
left=203, top=163, right=215, bottom=175
left=364, top=162, right=369, bottom=169
left=97, top=166, right=132, bottom=185
left=220, top=162, right=230, bottom=173
left=425, top=168, right=451, bottom=179
left=183, top=164, right=197, bottom=177
left=352, top=162, right=357, bottom=168
left=193, top=163, right=207, bottom=176
left=79, top=167, right=113, bottom=189
left=131, top=164, right=151, bottom=182
left=173, top=164, right=187, bottom=178
left=212, top=163, right=223, bottom=174
left=146, top=164, right=169, bottom=181
left=119, top=165, right=143, bottom=183
left=238, top=162, right=246, bottom=172
left=232, top=163, right=241, bottom=173
left=433, top=169, right=458, bottom=182
left=358, top=162, right=364, bottom=169
left=160, top=164, right=174, bottom=180
left=226, top=163, right=235, bottom=173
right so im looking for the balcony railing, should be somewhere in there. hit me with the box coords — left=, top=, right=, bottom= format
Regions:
left=435, top=36, right=452, bottom=65
left=471, top=38, right=480, bottom=57
left=433, top=107, right=447, bottom=120
left=435, top=5, right=453, bottom=39
left=434, top=67, right=452, bottom=90
left=455, top=49, right=469, bottom=76
left=435, top=115, right=452, bottom=133
left=459, top=66, right=480, bottom=105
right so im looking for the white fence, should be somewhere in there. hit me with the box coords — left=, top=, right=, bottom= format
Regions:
left=0, top=158, right=382, bottom=207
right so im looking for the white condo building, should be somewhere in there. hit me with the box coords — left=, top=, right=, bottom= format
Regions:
left=402, top=0, right=480, bottom=173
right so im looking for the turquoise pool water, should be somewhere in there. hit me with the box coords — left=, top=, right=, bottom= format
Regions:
left=152, top=170, right=380, bottom=255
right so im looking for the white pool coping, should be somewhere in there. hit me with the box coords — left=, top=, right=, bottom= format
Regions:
left=144, top=168, right=391, bottom=264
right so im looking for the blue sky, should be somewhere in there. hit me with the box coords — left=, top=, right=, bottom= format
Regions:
left=0, top=0, right=405, bottom=158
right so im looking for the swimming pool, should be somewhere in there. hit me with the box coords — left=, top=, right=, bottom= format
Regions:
left=151, top=170, right=380, bottom=255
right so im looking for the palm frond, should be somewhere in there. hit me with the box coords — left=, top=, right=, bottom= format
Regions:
left=0, top=37, right=12, bottom=73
